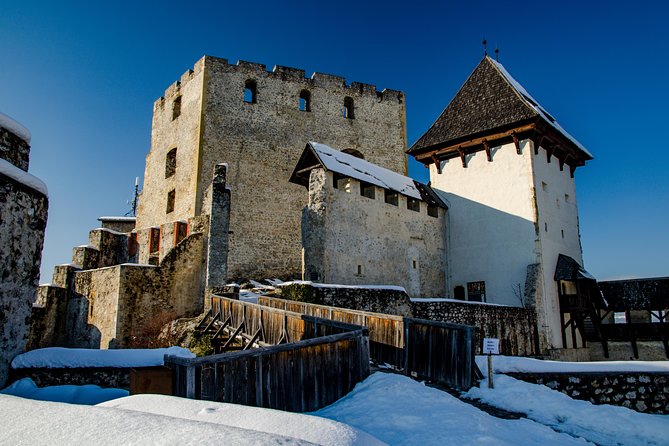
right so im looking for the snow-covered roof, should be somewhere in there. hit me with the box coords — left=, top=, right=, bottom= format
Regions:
left=0, top=158, right=48, bottom=196
left=0, top=112, right=31, bottom=143
left=296, top=142, right=422, bottom=199
left=98, top=216, right=136, bottom=222
left=488, top=58, right=593, bottom=158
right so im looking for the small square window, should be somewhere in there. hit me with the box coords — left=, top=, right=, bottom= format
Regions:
left=385, top=190, right=398, bottom=206
left=427, top=205, right=438, bottom=217
left=360, top=182, right=375, bottom=199
left=407, top=197, right=420, bottom=212
left=166, top=189, right=175, bottom=214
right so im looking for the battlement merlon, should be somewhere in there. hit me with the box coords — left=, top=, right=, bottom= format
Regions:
left=154, top=55, right=406, bottom=107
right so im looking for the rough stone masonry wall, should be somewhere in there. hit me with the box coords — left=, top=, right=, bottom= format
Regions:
left=412, top=300, right=539, bottom=356
left=0, top=127, right=30, bottom=171
left=280, top=282, right=413, bottom=317
left=0, top=174, right=48, bottom=386
left=139, top=56, right=408, bottom=281
left=509, top=372, right=669, bottom=414
left=302, top=168, right=446, bottom=297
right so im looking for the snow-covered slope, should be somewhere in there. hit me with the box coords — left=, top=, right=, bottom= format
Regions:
left=1, top=378, right=128, bottom=405
left=100, top=394, right=384, bottom=446
left=475, top=355, right=669, bottom=373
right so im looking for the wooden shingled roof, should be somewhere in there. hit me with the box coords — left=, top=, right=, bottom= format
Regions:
left=409, top=56, right=592, bottom=174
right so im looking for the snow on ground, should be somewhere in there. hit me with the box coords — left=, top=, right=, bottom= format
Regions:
left=280, top=281, right=407, bottom=292
left=314, top=372, right=591, bottom=445
left=11, top=346, right=194, bottom=369
left=466, top=374, right=669, bottom=446
left=0, top=394, right=314, bottom=445
left=411, top=297, right=509, bottom=307
left=100, top=394, right=384, bottom=446
left=476, top=355, right=669, bottom=374
left=1, top=378, right=128, bottom=405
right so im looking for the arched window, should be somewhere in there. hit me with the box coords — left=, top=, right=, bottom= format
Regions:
left=244, top=79, right=257, bottom=103
left=165, top=148, right=177, bottom=178
left=299, top=90, right=311, bottom=112
left=342, top=148, right=364, bottom=159
left=172, top=96, right=182, bottom=120
left=343, top=96, right=354, bottom=119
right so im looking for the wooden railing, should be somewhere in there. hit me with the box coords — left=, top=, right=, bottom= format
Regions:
left=259, top=297, right=475, bottom=390
left=165, top=295, right=370, bottom=412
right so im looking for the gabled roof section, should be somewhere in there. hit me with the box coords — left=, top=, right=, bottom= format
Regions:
left=290, top=142, right=447, bottom=208
left=409, top=56, right=592, bottom=160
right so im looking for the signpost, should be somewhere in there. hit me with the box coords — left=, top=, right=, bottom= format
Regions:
left=482, top=338, right=500, bottom=389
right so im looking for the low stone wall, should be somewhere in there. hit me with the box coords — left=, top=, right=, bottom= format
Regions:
left=7, top=367, right=130, bottom=390
left=411, top=300, right=539, bottom=356
left=509, top=372, right=669, bottom=414
left=279, top=282, right=413, bottom=316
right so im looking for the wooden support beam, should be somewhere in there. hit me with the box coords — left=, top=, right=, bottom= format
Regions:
left=569, top=164, right=576, bottom=178
left=458, top=147, right=467, bottom=168
left=212, top=316, right=232, bottom=340
left=222, top=322, right=245, bottom=351
left=243, top=328, right=263, bottom=351
left=195, top=308, right=212, bottom=331
left=512, top=133, right=521, bottom=155
left=203, top=311, right=221, bottom=333
left=432, top=155, right=442, bottom=174
left=483, top=140, right=491, bottom=162
left=546, top=145, right=555, bottom=163
left=535, top=136, right=545, bottom=155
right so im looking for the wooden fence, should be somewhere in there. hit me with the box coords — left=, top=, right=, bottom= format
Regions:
left=165, top=296, right=370, bottom=412
left=259, top=297, right=475, bottom=390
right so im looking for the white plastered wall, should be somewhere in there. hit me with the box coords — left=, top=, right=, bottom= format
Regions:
left=429, top=140, right=538, bottom=307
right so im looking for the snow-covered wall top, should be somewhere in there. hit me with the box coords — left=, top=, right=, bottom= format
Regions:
left=0, top=158, right=48, bottom=196
left=309, top=142, right=422, bottom=200
left=0, top=112, right=31, bottom=144
left=11, top=347, right=194, bottom=369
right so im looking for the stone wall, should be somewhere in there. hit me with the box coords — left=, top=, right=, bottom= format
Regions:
left=138, top=56, right=408, bottom=281
left=0, top=171, right=48, bottom=386
left=8, top=367, right=130, bottom=389
left=509, top=372, right=669, bottom=414
left=280, top=282, right=413, bottom=316
left=411, top=300, right=539, bottom=356
left=27, top=286, right=68, bottom=350
left=302, top=168, right=446, bottom=297
left=0, top=126, right=30, bottom=171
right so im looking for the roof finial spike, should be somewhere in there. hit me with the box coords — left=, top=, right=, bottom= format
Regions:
left=482, top=36, right=488, bottom=56
left=494, top=45, right=499, bottom=62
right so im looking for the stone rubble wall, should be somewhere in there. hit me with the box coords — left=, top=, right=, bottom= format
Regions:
left=508, top=372, right=669, bottom=414
left=0, top=173, right=48, bottom=386
left=411, top=300, right=540, bottom=356
left=0, top=127, right=30, bottom=171
left=8, top=367, right=130, bottom=390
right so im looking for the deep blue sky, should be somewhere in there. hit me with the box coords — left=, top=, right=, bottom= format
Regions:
left=2, top=1, right=667, bottom=282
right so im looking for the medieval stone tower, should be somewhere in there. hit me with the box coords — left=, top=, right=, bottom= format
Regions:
left=137, top=56, right=408, bottom=280
left=409, top=56, right=593, bottom=351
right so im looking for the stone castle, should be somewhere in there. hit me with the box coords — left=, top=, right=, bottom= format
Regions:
left=12, top=54, right=606, bottom=371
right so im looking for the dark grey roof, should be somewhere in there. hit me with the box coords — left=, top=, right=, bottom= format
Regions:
left=409, top=56, right=591, bottom=160
left=554, top=254, right=596, bottom=282
left=598, top=277, right=669, bottom=311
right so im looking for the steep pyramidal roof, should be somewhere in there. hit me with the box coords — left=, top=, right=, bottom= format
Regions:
left=409, top=56, right=592, bottom=161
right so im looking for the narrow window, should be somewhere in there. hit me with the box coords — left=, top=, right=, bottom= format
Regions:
left=356, top=265, right=362, bottom=275
left=166, top=189, right=175, bottom=214
left=342, top=148, right=364, bottom=159
left=165, top=148, right=177, bottom=178
left=565, top=193, right=570, bottom=203
left=149, top=227, right=161, bottom=254
left=407, top=197, right=420, bottom=212
left=427, top=205, right=439, bottom=218
left=561, top=229, right=565, bottom=239
left=385, top=190, right=398, bottom=206
left=541, top=181, right=548, bottom=192
left=299, top=90, right=311, bottom=112
left=172, top=96, right=182, bottom=120
left=412, top=260, right=417, bottom=269
left=174, top=221, right=188, bottom=245
left=360, top=181, right=375, bottom=199
left=544, top=222, right=548, bottom=232
left=343, top=96, right=354, bottom=119
left=244, top=79, right=257, bottom=103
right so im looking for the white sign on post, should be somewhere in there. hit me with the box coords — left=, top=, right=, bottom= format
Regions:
left=482, top=338, right=500, bottom=355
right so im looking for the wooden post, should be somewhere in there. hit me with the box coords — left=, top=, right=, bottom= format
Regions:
left=487, top=353, right=494, bottom=389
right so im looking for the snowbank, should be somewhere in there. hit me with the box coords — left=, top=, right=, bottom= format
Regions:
left=475, top=355, right=669, bottom=374
left=466, top=374, right=668, bottom=446
left=0, top=158, right=48, bottom=196
left=314, top=372, right=589, bottom=445
left=100, top=394, right=384, bottom=446
left=0, top=112, right=31, bottom=143
left=411, top=297, right=509, bottom=307
left=1, top=378, right=128, bottom=405
left=11, top=346, right=194, bottom=369
left=0, top=394, right=313, bottom=445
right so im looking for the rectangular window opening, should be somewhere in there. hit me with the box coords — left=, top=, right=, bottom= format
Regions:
left=407, top=197, right=420, bottom=212
left=166, top=189, right=176, bottom=214
left=360, top=181, right=375, bottom=199
left=149, top=227, right=161, bottom=254
left=172, top=96, right=182, bottom=120
left=467, top=281, right=486, bottom=302
left=427, top=205, right=439, bottom=217
left=385, top=190, right=398, bottom=206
